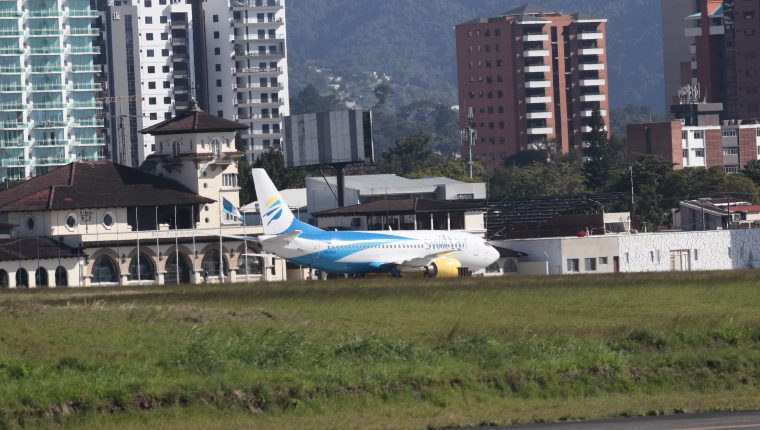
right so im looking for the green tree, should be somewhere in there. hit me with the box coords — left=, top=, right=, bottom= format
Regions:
left=237, top=157, right=255, bottom=205
left=626, top=154, right=673, bottom=229
left=743, top=159, right=760, bottom=187
left=407, top=157, right=486, bottom=182
left=583, top=106, right=623, bottom=191
left=489, top=161, right=588, bottom=200
left=376, top=133, right=440, bottom=176
left=251, top=149, right=306, bottom=201
left=289, top=84, right=341, bottom=114
left=503, top=149, right=550, bottom=167
left=372, top=82, right=395, bottom=107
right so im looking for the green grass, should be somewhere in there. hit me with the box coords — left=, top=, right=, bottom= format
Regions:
left=2, top=271, right=760, bottom=429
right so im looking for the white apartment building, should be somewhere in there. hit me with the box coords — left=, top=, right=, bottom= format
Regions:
left=203, top=0, right=290, bottom=161
left=0, top=0, right=106, bottom=181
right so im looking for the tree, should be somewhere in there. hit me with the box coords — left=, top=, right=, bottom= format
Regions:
left=372, top=82, right=395, bottom=107
left=583, top=106, right=622, bottom=191
left=626, top=154, right=673, bottom=229
left=289, top=84, right=341, bottom=115
left=250, top=149, right=306, bottom=201
left=407, top=157, right=486, bottom=182
left=743, top=160, right=760, bottom=187
left=489, top=161, right=588, bottom=200
left=237, top=157, right=255, bottom=205
left=503, top=149, right=550, bottom=167
left=376, top=133, right=440, bottom=176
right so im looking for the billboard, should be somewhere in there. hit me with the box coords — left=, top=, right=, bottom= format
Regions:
left=283, top=109, right=374, bottom=168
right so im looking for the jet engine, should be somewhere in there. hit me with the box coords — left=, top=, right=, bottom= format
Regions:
left=424, top=257, right=462, bottom=278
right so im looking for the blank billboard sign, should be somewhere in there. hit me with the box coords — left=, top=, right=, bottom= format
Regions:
left=283, top=109, right=374, bottom=168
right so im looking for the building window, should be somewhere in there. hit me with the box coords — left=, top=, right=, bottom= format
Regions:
left=162, top=66, right=169, bottom=73
left=216, top=79, right=222, bottom=87
left=147, top=66, right=155, bottom=73
left=149, top=97, right=156, bottom=105
left=694, top=249, right=698, bottom=261
left=161, top=49, right=169, bottom=57
left=145, top=0, right=152, bottom=6
left=163, top=81, right=170, bottom=89
left=584, top=258, right=597, bottom=271
left=102, top=212, right=114, bottom=228
left=222, top=173, right=238, bottom=188
left=163, top=97, right=171, bottom=104
left=725, top=165, right=740, bottom=173
left=146, top=49, right=154, bottom=57
left=213, top=14, right=219, bottom=22
left=682, top=131, right=687, bottom=139
left=723, top=147, right=739, bottom=155
left=146, top=33, right=153, bottom=40
left=566, top=258, right=579, bottom=272
left=694, top=148, right=705, bottom=157
left=598, top=257, right=608, bottom=265
left=148, top=82, right=156, bottom=89
left=161, top=32, right=168, bottom=40
left=145, top=16, right=152, bottom=24
left=683, top=149, right=688, bottom=158
left=214, top=47, right=220, bottom=55
left=756, top=129, right=760, bottom=137
left=215, top=64, right=221, bottom=72
left=160, top=15, right=167, bottom=24
left=693, top=130, right=704, bottom=139
left=149, top=113, right=157, bottom=120
left=214, top=31, right=220, bottom=39
left=65, top=214, right=77, bottom=230
left=217, top=95, right=222, bottom=102
left=722, top=129, right=738, bottom=137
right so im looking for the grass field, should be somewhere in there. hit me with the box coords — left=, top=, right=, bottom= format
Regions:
left=2, top=271, right=760, bottom=429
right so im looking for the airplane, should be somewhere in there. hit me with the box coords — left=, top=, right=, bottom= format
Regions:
left=245, top=168, right=500, bottom=278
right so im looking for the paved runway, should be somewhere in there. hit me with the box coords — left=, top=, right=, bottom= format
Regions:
left=479, top=410, right=760, bottom=430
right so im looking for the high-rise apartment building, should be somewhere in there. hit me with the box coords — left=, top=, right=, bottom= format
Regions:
left=661, top=0, right=698, bottom=112
left=0, top=0, right=105, bottom=181
left=455, top=4, right=610, bottom=164
left=99, top=0, right=201, bottom=168
left=682, top=0, right=760, bottom=120
left=203, top=0, right=290, bottom=161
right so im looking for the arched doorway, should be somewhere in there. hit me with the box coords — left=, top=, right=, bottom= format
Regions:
left=55, top=266, right=67, bottom=287
left=15, top=268, right=28, bottom=288
left=201, top=249, right=229, bottom=281
left=0, top=269, right=8, bottom=288
left=92, top=255, right=119, bottom=283
left=165, top=252, right=191, bottom=284
left=128, top=253, right=155, bottom=281
left=35, top=267, right=48, bottom=287
left=237, top=249, right=263, bottom=276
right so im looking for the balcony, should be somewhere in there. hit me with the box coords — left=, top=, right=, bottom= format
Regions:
left=0, top=11, right=22, bottom=18
left=578, top=63, right=605, bottom=71
left=580, top=94, right=606, bottom=102
left=30, top=84, right=66, bottom=91
left=0, top=121, right=26, bottom=129
left=78, top=154, right=105, bottom=161
left=232, top=17, right=284, bottom=27
left=236, top=113, right=281, bottom=122
left=28, top=9, right=62, bottom=18
left=69, top=46, right=100, bottom=55
left=0, top=47, right=22, bottom=55
left=0, top=102, right=24, bottom=111
left=33, top=120, right=67, bottom=128
left=527, top=127, right=553, bottom=135
left=231, top=0, right=283, bottom=11
left=29, top=28, right=63, bottom=37
left=525, top=80, right=550, bottom=89
left=581, top=125, right=607, bottom=133
left=0, top=66, right=24, bottom=74
left=0, top=84, right=25, bottom=92
left=29, top=46, right=65, bottom=55
left=233, top=50, right=284, bottom=60
left=72, top=83, right=102, bottom=91
left=68, top=28, right=99, bottom=36
left=69, top=64, right=100, bottom=73
left=709, top=25, right=724, bottom=35
left=580, top=79, right=605, bottom=86
left=524, top=49, right=549, bottom=57
left=579, top=48, right=604, bottom=55
left=526, top=111, right=552, bottom=119
left=34, top=139, right=66, bottom=147
left=526, top=95, right=551, bottom=104
left=31, top=102, right=65, bottom=110
left=0, top=29, right=22, bottom=37
left=0, top=158, right=30, bottom=167
left=68, top=9, right=98, bottom=18
left=580, top=109, right=607, bottom=117
left=35, top=157, right=68, bottom=166
left=69, top=101, right=101, bottom=109
left=71, top=137, right=105, bottom=145
left=234, top=66, right=282, bottom=75
left=30, top=65, right=65, bottom=73
left=524, top=64, right=549, bottom=73
left=242, top=131, right=282, bottom=140
left=241, top=83, right=285, bottom=91
left=577, top=32, right=603, bottom=40
left=70, top=119, right=104, bottom=127
left=523, top=33, right=549, bottom=42
left=0, top=140, right=24, bottom=148
left=685, top=27, right=702, bottom=37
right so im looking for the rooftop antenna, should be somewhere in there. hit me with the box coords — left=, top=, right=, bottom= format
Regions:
left=461, top=107, right=476, bottom=178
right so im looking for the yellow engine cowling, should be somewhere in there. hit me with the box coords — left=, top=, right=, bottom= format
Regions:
left=425, top=257, right=462, bottom=278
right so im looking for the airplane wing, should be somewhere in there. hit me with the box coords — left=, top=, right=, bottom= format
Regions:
left=241, top=252, right=279, bottom=258
left=391, top=250, right=458, bottom=268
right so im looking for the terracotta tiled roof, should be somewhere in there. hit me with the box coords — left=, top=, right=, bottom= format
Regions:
left=313, top=198, right=484, bottom=216
left=140, top=100, right=247, bottom=135
left=0, top=161, right=213, bottom=212
left=0, top=237, right=81, bottom=261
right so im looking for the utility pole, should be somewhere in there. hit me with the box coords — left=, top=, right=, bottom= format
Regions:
left=461, top=107, right=476, bottom=178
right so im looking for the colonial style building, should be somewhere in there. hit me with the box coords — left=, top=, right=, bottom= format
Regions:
left=0, top=102, right=285, bottom=288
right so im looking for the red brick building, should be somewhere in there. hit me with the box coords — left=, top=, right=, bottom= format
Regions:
left=455, top=4, right=610, bottom=164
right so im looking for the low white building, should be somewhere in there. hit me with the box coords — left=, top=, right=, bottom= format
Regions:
left=494, top=229, right=760, bottom=275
